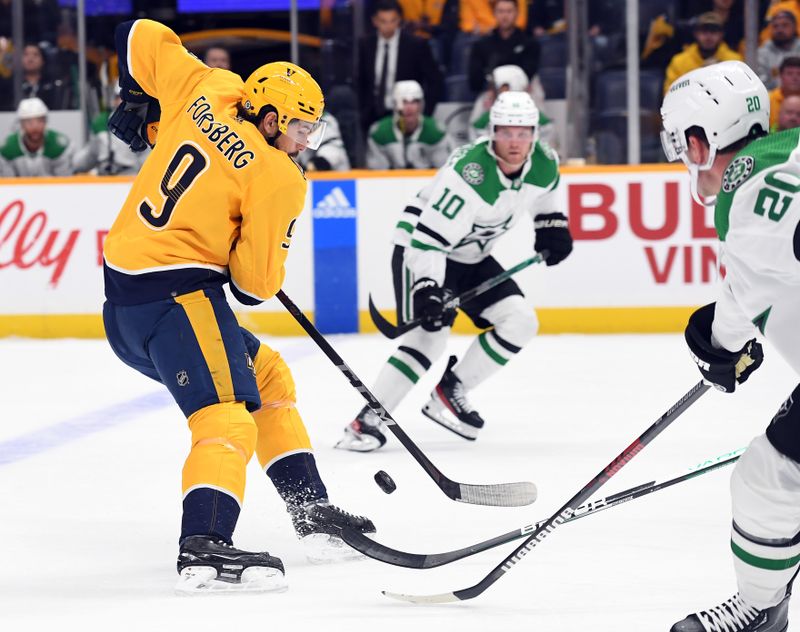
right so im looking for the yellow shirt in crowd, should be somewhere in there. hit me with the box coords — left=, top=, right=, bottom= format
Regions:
left=459, top=0, right=527, bottom=35
left=664, top=42, right=743, bottom=94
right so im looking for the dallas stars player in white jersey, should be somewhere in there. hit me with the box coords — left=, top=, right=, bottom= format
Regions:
left=663, top=61, right=800, bottom=632
left=336, top=91, right=573, bottom=451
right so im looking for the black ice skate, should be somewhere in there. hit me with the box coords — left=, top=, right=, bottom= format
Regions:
left=175, top=535, right=286, bottom=594
left=671, top=590, right=791, bottom=632
left=335, top=405, right=387, bottom=452
left=290, top=500, right=376, bottom=564
left=422, top=355, right=485, bottom=440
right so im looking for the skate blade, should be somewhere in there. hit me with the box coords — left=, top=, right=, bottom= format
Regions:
left=301, top=533, right=367, bottom=564
left=175, top=565, right=287, bottom=595
left=334, top=428, right=382, bottom=452
left=421, top=406, right=479, bottom=440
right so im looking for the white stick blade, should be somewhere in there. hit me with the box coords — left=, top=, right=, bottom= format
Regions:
left=382, top=590, right=460, bottom=604
left=457, top=481, right=537, bottom=507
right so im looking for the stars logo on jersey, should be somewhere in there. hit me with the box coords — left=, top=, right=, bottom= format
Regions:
left=722, top=155, right=754, bottom=193
left=461, top=162, right=485, bottom=185
left=455, top=216, right=514, bottom=251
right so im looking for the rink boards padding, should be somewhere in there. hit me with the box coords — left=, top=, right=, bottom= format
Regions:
left=0, top=165, right=715, bottom=337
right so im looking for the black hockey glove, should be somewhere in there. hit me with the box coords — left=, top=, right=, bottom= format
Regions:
left=685, top=303, right=764, bottom=393
left=412, top=278, right=456, bottom=332
left=534, top=212, right=573, bottom=266
left=108, top=99, right=161, bottom=153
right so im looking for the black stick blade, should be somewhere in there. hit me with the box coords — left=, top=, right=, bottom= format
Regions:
left=368, top=294, right=403, bottom=339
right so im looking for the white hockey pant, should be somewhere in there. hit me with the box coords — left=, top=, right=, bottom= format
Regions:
left=731, top=426, right=800, bottom=608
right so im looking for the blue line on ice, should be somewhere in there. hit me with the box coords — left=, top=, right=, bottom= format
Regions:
left=0, top=390, right=174, bottom=466
left=0, top=339, right=320, bottom=466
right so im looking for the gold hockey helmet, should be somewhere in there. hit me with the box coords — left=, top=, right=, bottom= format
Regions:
left=242, top=61, right=326, bottom=149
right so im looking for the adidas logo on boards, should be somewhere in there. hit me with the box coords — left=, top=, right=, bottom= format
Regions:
left=313, top=186, right=357, bottom=219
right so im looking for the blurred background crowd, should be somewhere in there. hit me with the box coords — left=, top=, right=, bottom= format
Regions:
left=0, top=0, right=796, bottom=177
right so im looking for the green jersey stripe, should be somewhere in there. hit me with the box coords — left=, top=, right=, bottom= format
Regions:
left=410, top=239, right=445, bottom=252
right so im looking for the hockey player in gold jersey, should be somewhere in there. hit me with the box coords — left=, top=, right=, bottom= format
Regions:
left=102, top=19, right=374, bottom=593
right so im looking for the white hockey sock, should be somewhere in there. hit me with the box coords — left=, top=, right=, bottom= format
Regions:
left=453, top=331, right=518, bottom=389
left=372, top=328, right=449, bottom=412
left=730, top=433, right=800, bottom=609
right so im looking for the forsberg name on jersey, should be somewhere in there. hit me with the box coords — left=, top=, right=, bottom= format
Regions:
left=187, top=95, right=255, bottom=169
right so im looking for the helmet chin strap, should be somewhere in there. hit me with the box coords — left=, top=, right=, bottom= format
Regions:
left=681, top=143, right=718, bottom=207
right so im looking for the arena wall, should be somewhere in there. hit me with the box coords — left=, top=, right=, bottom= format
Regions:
left=0, top=164, right=717, bottom=337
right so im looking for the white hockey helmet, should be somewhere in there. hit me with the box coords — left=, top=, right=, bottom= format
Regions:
left=17, top=97, right=48, bottom=120
left=489, top=90, right=539, bottom=143
left=491, top=65, right=529, bottom=92
left=392, top=80, right=424, bottom=113
left=661, top=60, right=769, bottom=206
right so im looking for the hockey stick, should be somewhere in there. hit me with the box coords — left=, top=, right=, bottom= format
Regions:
left=368, top=252, right=547, bottom=339
left=342, top=446, right=743, bottom=569
left=383, top=380, right=711, bottom=603
left=276, top=290, right=537, bottom=507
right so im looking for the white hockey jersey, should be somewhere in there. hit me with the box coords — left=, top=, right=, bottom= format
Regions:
left=72, top=111, right=149, bottom=175
left=711, top=128, right=800, bottom=375
left=396, top=137, right=560, bottom=283
left=0, top=129, right=73, bottom=177
left=367, top=114, right=453, bottom=170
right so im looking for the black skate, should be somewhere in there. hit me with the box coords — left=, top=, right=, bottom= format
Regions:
left=335, top=405, right=387, bottom=452
left=175, top=535, right=286, bottom=594
left=671, top=590, right=791, bottom=632
left=290, top=500, right=376, bottom=564
left=422, top=355, right=485, bottom=440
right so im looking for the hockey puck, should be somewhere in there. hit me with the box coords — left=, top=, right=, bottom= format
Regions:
left=374, top=470, right=397, bottom=494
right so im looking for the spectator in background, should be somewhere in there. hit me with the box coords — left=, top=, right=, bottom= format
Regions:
left=663, top=12, right=742, bottom=94
left=398, top=0, right=446, bottom=39
left=0, top=97, right=72, bottom=176
left=460, top=0, right=527, bottom=36
left=761, top=1, right=800, bottom=42
left=72, top=84, right=148, bottom=175
left=203, top=46, right=231, bottom=70
left=643, top=1, right=745, bottom=70
left=777, top=93, right=800, bottom=130
left=769, top=56, right=800, bottom=130
left=758, top=11, right=800, bottom=89
left=467, top=0, right=539, bottom=94
left=296, top=111, right=351, bottom=171
left=468, top=64, right=557, bottom=148
left=19, top=42, right=70, bottom=109
left=358, top=0, right=443, bottom=129
left=367, top=80, right=452, bottom=169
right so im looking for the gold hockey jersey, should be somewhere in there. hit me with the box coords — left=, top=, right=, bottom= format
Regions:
left=103, top=19, right=306, bottom=305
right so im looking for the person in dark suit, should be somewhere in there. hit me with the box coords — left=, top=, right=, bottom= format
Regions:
left=358, top=0, right=444, bottom=129
left=468, top=0, right=540, bottom=94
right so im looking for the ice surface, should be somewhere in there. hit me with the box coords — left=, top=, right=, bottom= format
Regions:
left=1, top=333, right=797, bottom=631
